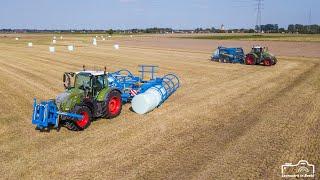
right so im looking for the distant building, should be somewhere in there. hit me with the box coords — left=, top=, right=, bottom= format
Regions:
left=221, top=24, right=225, bottom=31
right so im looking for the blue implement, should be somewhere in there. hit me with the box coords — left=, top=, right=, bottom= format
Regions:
left=211, top=46, right=245, bottom=63
left=108, top=65, right=180, bottom=106
left=32, top=98, right=83, bottom=129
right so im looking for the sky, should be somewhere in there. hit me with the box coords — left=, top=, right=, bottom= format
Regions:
left=0, top=0, right=319, bottom=30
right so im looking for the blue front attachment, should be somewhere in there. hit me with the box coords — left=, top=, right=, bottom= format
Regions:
left=32, top=99, right=59, bottom=129
left=32, top=98, right=83, bottom=129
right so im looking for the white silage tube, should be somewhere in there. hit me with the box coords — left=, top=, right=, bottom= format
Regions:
left=132, top=85, right=166, bottom=114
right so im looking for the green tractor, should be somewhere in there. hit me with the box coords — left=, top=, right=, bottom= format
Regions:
left=54, top=67, right=122, bottom=131
left=244, top=46, right=277, bottom=66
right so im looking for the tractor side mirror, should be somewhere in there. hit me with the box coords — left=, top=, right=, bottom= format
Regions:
left=63, top=72, right=75, bottom=89
left=63, top=73, right=71, bottom=89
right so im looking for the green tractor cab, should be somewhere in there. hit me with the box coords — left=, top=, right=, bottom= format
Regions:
left=245, top=46, right=277, bottom=66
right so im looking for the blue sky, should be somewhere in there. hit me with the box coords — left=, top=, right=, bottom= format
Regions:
left=0, top=0, right=319, bottom=29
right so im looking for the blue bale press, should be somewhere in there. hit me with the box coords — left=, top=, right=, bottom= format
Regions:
left=211, top=46, right=245, bottom=64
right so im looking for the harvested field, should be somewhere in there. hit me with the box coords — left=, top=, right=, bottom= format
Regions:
left=0, top=34, right=319, bottom=179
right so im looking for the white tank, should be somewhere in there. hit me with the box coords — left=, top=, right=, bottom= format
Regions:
left=132, top=85, right=166, bottom=114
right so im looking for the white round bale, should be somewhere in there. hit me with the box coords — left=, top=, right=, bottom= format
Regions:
left=93, top=38, right=97, bottom=46
left=114, top=44, right=119, bottom=50
left=49, top=46, right=55, bottom=53
left=132, top=86, right=166, bottom=114
left=67, top=45, right=74, bottom=51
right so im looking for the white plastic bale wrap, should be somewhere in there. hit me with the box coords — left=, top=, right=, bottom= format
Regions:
left=68, top=45, right=74, bottom=51
left=93, top=38, right=97, bottom=46
left=132, top=85, right=166, bottom=115
left=49, top=46, right=55, bottom=53
left=114, top=44, right=120, bottom=49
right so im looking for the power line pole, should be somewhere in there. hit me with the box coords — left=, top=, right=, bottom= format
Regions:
left=255, top=0, right=262, bottom=33
left=308, top=9, right=311, bottom=32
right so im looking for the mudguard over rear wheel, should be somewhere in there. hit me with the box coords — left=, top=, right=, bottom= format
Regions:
left=65, top=106, right=92, bottom=131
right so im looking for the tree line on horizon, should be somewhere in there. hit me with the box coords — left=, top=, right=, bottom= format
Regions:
left=1, top=24, right=319, bottom=34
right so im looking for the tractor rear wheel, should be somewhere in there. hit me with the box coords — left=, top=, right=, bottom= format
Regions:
left=263, top=58, right=272, bottom=66
left=103, top=90, right=122, bottom=119
left=65, top=106, right=92, bottom=131
left=245, top=54, right=256, bottom=65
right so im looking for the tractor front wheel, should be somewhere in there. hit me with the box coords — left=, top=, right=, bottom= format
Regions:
left=263, top=58, right=272, bottom=66
left=103, top=90, right=122, bottom=119
left=65, top=106, right=92, bottom=131
left=273, top=58, right=278, bottom=65
left=245, top=54, right=256, bottom=65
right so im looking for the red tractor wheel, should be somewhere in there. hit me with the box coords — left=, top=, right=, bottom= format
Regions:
left=245, top=54, right=256, bottom=65
left=103, top=90, right=122, bottom=119
left=65, top=106, right=92, bottom=131
left=263, top=58, right=272, bottom=66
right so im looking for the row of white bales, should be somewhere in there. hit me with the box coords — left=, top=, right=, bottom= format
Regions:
left=15, top=35, right=121, bottom=53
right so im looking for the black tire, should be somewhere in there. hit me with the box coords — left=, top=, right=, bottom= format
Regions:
left=65, top=106, right=92, bottom=131
left=263, top=58, right=273, bottom=66
left=103, top=90, right=122, bottom=119
left=273, top=58, right=277, bottom=65
left=245, top=54, right=256, bottom=65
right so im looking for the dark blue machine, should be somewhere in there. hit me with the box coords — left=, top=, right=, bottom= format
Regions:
left=211, top=47, right=245, bottom=63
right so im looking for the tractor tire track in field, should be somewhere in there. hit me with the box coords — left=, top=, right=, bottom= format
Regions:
left=121, top=61, right=319, bottom=179
left=51, top=59, right=313, bottom=178
left=195, top=62, right=320, bottom=179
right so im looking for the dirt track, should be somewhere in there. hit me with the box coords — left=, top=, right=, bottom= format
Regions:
left=0, top=35, right=319, bottom=179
